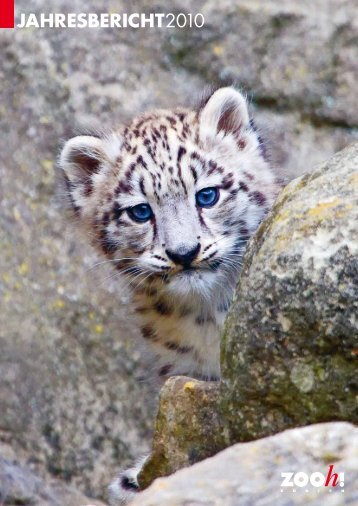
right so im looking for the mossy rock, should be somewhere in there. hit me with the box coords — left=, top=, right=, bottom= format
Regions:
left=138, top=376, right=224, bottom=488
left=221, top=142, right=358, bottom=442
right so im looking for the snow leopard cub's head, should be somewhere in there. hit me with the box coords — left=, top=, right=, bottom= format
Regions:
left=60, top=87, right=279, bottom=300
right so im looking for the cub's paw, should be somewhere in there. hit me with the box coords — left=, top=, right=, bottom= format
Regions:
left=108, top=456, right=148, bottom=505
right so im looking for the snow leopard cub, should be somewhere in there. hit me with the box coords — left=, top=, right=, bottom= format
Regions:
left=60, top=87, right=280, bottom=504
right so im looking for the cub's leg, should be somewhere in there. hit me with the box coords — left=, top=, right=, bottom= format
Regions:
left=108, top=455, right=148, bottom=505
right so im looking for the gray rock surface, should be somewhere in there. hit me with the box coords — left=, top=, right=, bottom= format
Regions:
left=166, top=0, right=358, bottom=128
left=221, top=142, right=358, bottom=441
left=0, top=448, right=106, bottom=506
left=0, top=0, right=357, bottom=502
left=132, top=422, right=358, bottom=506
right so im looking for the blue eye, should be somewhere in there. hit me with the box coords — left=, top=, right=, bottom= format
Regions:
left=196, top=187, right=219, bottom=208
left=127, top=203, right=153, bottom=223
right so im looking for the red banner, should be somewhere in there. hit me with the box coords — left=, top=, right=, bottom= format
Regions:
left=0, top=0, right=14, bottom=28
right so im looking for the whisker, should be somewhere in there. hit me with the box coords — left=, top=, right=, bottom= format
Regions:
left=86, top=257, right=138, bottom=272
left=99, top=265, right=143, bottom=286
left=132, top=272, right=155, bottom=291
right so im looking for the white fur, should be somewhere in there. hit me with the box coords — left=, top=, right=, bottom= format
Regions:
left=59, top=87, right=281, bottom=505
left=108, top=456, right=148, bottom=506
left=199, top=87, right=250, bottom=145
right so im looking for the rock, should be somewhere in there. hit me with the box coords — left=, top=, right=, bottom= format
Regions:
left=131, top=422, right=358, bottom=505
left=0, top=452, right=107, bottom=506
left=138, top=377, right=223, bottom=489
left=254, top=109, right=355, bottom=182
left=221, top=142, right=358, bottom=442
left=0, top=4, right=159, bottom=498
left=1, top=0, right=357, bottom=502
left=164, top=0, right=358, bottom=127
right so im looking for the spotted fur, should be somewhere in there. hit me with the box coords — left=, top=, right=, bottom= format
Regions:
left=59, top=87, right=281, bottom=504
left=60, top=87, right=279, bottom=380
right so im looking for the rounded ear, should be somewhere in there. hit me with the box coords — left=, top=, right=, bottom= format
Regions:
left=60, top=135, right=107, bottom=182
left=199, top=87, right=250, bottom=143
left=59, top=133, right=122, bottom=213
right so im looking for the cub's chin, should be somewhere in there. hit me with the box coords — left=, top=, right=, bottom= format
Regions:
left=166, top=268, right=220, bottom=301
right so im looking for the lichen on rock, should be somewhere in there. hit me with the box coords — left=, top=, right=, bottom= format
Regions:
left=220, top=142, right=358, bottom=442
left=138, top=376, right=224, bottom=489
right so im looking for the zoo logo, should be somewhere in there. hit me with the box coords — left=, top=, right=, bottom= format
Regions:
left=0, top=0, right=14, bottom=28
left=281, top=465, right=345, bottom=492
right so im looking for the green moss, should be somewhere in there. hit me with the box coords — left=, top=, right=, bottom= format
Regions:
left=138, top=377, right=225, bottom=489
